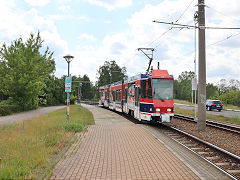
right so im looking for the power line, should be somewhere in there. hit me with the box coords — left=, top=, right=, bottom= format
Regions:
left=148, top=0, right=195, bottom=48
left=147, top=27, right=173, bottom=46
left=207, top=32, right=240, bottom=46
left=206, top=5, right=240, bottom=23
left=153, top=20, right=240, bottom=30
left=175, top=0, right=196, bottom=23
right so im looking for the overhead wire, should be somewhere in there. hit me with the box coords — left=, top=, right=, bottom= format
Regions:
left=206, top=5, right=240, bottom=23
left=144, top=0, right=196, bottom=49
left=152, top=0, right=196, bottom=49
left=207, top=32, right=240, bottom=46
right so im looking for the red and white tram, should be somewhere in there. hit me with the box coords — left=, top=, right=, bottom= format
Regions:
left=99, top=68, right=174, bottom=123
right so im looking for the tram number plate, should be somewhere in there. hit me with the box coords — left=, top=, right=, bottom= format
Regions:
left=161, top=114, right=170, bottom=122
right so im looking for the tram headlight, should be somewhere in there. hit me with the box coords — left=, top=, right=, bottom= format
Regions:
left=156, top=108, right=161, bottom=112
left=167, top=108, right=172, bottom=112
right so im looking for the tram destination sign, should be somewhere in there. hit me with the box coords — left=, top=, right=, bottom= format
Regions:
left=65, top=76, right=72, bottom=92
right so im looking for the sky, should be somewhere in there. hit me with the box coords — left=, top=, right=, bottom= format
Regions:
left=0, top=0, right=240, bottom=84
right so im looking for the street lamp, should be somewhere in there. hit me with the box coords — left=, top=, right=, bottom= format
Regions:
left=64, top=54, right=74, bottom=120
left=64, top=54, right=74, bottom=76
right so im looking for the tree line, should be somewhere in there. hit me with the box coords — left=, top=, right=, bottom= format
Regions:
left=0, top=32, right=97, bottom=113
left=0, top=32, right=127, bottom=114
left=1, top=32, right=238, bottom=114
left=175, top=71, right=240, bottom=106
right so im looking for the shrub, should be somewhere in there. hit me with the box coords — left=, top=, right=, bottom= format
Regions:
left=0, top=105, right=21, bottom=116
left=63, top=122, right=84, bottom=132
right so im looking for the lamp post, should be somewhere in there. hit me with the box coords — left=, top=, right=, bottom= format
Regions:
left=79, top=83, right=82, bottom=105
left=64, top=54, right=74, bottom=120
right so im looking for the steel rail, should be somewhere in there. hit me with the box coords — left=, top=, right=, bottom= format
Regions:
left=174, top=114, right=240, bottom=134
left=162, top=124, right=240, bottom=180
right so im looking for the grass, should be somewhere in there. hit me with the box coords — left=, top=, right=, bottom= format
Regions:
left=174, top=106, right=240, bottom=125
left=0, top=105, right=94, bottom=179
left=174, top=99, right=240, bottom=111
left=174, top=99, right=193, bottom=106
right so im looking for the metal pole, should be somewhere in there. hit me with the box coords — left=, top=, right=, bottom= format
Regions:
left=197, top=0, right=206, bottom=131
left=67, top=92, right=70, bottom=120
left=68, top=62, right=70, bottom=76
left=67, top=61, right=70, bottom=120
left=80, top=84, right=82, bottom=105
left=194, top=22, right=197, bottom=121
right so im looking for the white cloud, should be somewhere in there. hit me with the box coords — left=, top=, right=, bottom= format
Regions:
left=24, top=0, right=50, bottom=6
left=104, top=20, right=112, bottom=24
left=48, top=14, right=90, bottom=22
left=0, top=3, right=69, bottom=76
left=78, top=33, right=96, bottom=42
left=58, top=5, right=71, bottom=12
left=72, top=0, right=240, bottom=83
left=87, top=0, right=132, bottom=11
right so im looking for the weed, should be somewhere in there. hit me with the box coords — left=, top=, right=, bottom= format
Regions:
left=0, top=105, right=94, bottom=179
left=175, top=107, right=240, bottom=125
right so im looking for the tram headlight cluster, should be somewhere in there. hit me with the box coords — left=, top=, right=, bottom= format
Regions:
left=167, top=108, right=172, bottom=112
left=155, top=108, right=161, bottom=112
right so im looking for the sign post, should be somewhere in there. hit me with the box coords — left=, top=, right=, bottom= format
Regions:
left=65, top=76, right=72, bottom=120
left=192, top=77, right=197, bottom=121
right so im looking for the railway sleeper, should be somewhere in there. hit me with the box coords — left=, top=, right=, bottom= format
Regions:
left=205, top=156, right=220, bottom=160
left=226, top=170, right=240, bottom=175
left=215, top=162, right=230, bottom=166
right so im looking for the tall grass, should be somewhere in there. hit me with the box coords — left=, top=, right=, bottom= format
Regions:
left=0, top=105, right=94, bottom=179
left=174, top=107, right=240, bottom=125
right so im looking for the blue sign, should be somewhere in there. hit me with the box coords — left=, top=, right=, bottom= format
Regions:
left=65, top=76, right=72, bottom=92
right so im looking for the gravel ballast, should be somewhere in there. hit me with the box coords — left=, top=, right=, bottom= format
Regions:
left=170, top=118, right=240, bottom=157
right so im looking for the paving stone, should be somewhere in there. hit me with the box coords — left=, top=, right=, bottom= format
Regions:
left=50, top=104, right=229, bottom=179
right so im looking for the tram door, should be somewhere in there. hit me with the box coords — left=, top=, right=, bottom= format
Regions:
left=134, top=86, right=140, bottom=119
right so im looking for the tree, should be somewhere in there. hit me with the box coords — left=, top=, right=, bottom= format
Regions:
left=206, top=83, right=218, bottom=99
left=42, top=75, right=65, bottom=106
left=81, top=75, right=95, bottom=100
left=96, top=60, right=127, bottom=87
left=0, top=32, right=55, bottom=110
left=174, top=71, right=195, bottom=101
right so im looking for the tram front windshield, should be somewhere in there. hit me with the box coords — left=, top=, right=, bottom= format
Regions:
left=152, top=79, right=173, bottom=99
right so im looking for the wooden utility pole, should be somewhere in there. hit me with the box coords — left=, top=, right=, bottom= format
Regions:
left=197, top=0, right=206, bottom=131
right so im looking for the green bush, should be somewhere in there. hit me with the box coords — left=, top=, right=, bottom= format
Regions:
left=70, top=95, right=77, bottom=105
left=63, top=122, right=84, bottom=132
left=0, top=105, right=21, bottom=116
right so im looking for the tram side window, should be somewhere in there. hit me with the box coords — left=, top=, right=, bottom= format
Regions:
left=112, top=91, right=115, bottom=101
left=141, top=80, right=147, bottom=98
left=135, top=87, right=140, bottom=106
left=148, top=78, right=152, bottom=99
left=119, top=90, right=121, bottom=101
left=117, top=90, right=119, bottom=101
left=111, top=90, right=113, bottom=101
left=125, top=88, right=128, bottom=100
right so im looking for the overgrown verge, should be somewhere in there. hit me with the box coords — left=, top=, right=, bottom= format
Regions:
left=174, top=107, right=240, bottom=125
left=0, top=105, right=94, bottom=179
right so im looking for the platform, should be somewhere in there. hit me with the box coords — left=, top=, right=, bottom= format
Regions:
left=51, top=104, right=230, bottom=180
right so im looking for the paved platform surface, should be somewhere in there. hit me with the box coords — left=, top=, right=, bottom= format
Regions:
left=51, top=105, right=228, bottom=180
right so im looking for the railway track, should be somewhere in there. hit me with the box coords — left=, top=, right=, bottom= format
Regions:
left=161, top=124, right=240, bottom=180
left=88, top=104, right=240, bottom=179
left=174, top=114, right=240, bottom=134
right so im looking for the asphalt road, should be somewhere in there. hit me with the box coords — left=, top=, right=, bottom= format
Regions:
left=0, top=106, right=65, bottom=126
left=175, top=103, right=240, bottom=118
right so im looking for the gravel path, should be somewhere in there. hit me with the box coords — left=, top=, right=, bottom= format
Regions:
left=0, top=106, right=65, bottom=126
left=170, top=118, right=240, bottom=156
